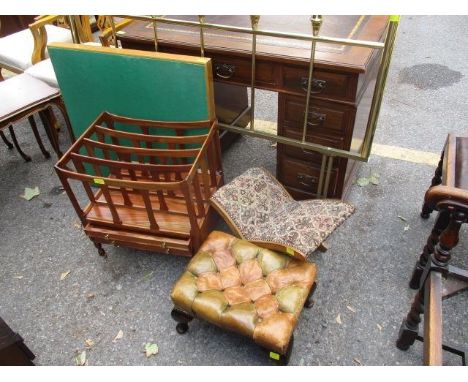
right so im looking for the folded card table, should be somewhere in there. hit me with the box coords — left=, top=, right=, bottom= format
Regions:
left=170, top=230, right=317, bottom=364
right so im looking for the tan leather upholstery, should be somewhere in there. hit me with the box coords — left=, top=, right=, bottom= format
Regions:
left=171, top=231, right=317, bottom=354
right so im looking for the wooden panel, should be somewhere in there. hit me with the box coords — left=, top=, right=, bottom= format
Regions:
left=277, top=154, right=339, bottom=198
left=279, top=94, right=355, bottom=138
left=48, top=43, right=215, bottom=140
left=211, top=54, right=279, bottom=88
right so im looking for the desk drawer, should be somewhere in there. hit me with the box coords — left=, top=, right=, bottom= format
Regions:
left=211, top=55, right=278, bottom=88
left=282, top=65, right=356, bottom=102
left=278, top=128, right=345, bottom=164
left=279, top=94, right=355, bottom=137
left=277, top=154, right=338, bottom=197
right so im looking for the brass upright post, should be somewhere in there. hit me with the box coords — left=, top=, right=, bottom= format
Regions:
left=199, top=15, right=206, bottom=57
left=249, top=15, right=260, bottom=130
left=301, top=15, right=322, bottom=143
left=360, top=16, right=399, bottom=159
left=151, top=15, right=159, bottom=51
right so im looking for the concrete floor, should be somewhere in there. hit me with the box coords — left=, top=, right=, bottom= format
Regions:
left=1, top=16, right=467, bottom=366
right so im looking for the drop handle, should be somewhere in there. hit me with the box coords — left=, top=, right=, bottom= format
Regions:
left=215, top=63, right=236, bottom=79
left=306, top=111, right=327, bottom=127
left=300, top=77, right=327, bottom=94
left=297, top=173, right=318, bottom=187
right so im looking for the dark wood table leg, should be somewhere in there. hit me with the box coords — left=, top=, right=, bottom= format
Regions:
left=0, top=130, right=13, bottom=149
left=8, top=125, right=31, bottom=162
left=28, top=115, right=50, bottom=159
left=423, top=270, right=443, bottom=365
left=39, top=109, right=62, bottom=158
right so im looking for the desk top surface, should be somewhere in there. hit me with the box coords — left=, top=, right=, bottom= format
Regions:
left=118, top=15, right=389, bottom=72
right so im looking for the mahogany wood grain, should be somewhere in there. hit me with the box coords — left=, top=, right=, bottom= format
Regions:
left=56, top=112, right=223, bottom=257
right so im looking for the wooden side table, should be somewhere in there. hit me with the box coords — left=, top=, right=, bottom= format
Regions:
left=0, top=73, right=73, bottom=161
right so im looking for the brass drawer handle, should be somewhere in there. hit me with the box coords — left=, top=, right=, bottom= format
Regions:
left=215, top=63, right=236, bottom=79
left=297, top=173, right=318, bottom=187
left=307, top=111, right=327, bottom=127
left=300, top=77, right=327, bottom=94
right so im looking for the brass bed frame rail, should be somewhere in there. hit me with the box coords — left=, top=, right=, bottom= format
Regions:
left=99, top=15, right=399, bottom=198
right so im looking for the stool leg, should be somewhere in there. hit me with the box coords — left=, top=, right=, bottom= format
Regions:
left=28, top=115, right=50, bottom=159
left=409, top=210, right=450, bottom=289
left=8, top=125, right=31, bottom=162
left=0, top=130, right=13, bottom=149
left=171, top=308, right=193, bottom=334
left=396, top=281, right=425, bottom=351
left=269, top=334, right=294, bottom=365
left=421, top=150, right=444, bottom=219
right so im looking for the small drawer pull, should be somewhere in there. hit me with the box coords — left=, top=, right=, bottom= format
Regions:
left=307, top=111, right=327, bottom=127
left=215, top=63, right=236, bottom=79
left=300, top=77, right=327, bottom=94
left=297, top=173, right=318, bottom=187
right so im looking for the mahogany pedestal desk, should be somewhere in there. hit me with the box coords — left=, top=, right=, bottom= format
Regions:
left=115, top=16, right=388, bottom=199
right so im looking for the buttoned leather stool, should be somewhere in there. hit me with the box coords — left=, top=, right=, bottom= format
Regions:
left=0, top=73, right=73, bottom=161
left=171, top=230, right=317, bottom=365
left=396, top=134, right=468, bottom=365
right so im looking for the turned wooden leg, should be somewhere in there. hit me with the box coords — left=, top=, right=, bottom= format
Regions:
left=171, top=308, right=193, bottom=334
left=398, top=210, right=464, bottom=361
left=28, top=115, right=50, bottom=159
left=8, top=125, right=31, bottom=162
left=0, top=130, right=13, bottom=149
left=396, top=284, right=425, bottom=351
left=93, top=242, right=107, bottom=257
left=304, top=282, right=317, bottom=309
left=409, top=210, right=450, bottom=289
left=421, top=150, right=444, bottom=219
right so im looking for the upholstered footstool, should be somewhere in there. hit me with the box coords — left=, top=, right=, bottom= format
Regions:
left=170, top=231, right=317, bottom=365
left=210, top=167, right=354, bottom=260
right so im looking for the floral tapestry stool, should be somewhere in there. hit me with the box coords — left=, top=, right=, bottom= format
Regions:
left=210, top=167, right=355, bottom=260
left=170, top=231, right=317, bottom=365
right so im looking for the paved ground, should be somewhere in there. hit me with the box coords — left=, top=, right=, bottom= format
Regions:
left=1, top=16, right=467, bottom=366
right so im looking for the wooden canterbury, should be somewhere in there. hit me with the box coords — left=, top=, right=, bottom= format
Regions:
left=55, top=111, right=224, bottom=257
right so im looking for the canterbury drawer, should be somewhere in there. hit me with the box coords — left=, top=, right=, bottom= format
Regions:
left=282, top=65, right=357, bottom=102
left=211, top=55, right=278, bottom=88
left=279, top=94, right=355, bottom=137
left=277, top=154, right=338, bottom=196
